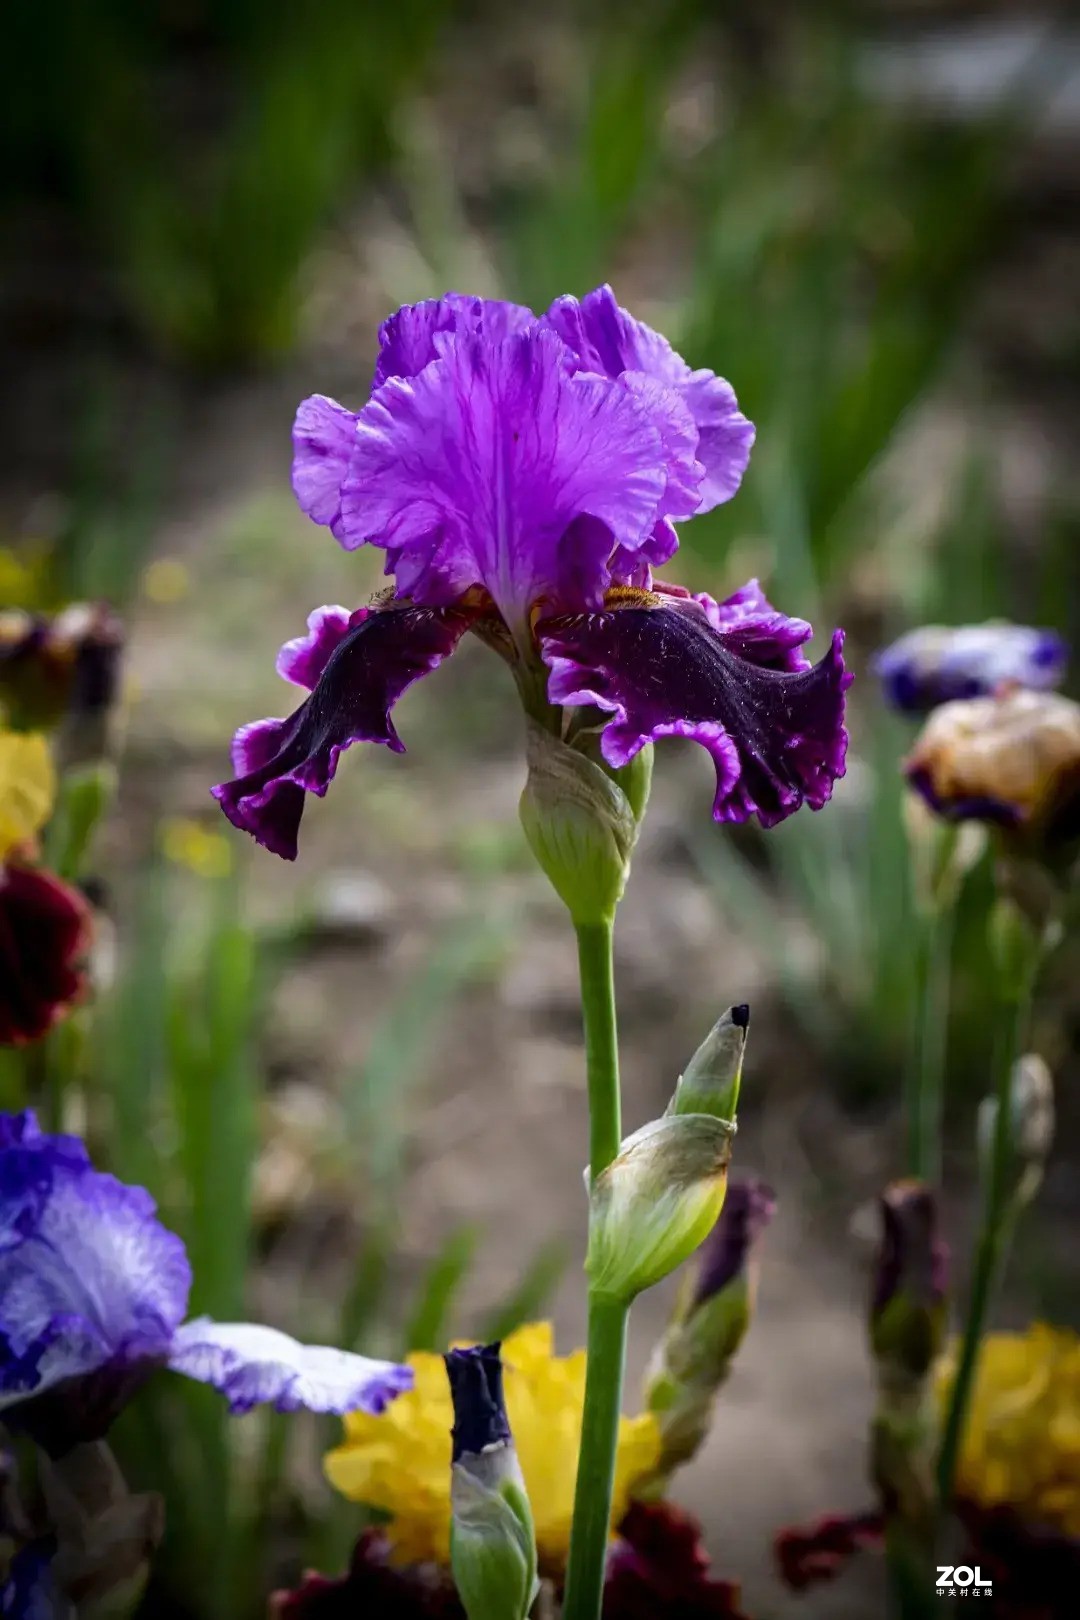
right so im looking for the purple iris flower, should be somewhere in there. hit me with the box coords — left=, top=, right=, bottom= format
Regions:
left=874, top=622, right=1067, bottom=716
left=0, top=1112, right=411, bottom=1456
left=213, top=286, right=850, bottom=859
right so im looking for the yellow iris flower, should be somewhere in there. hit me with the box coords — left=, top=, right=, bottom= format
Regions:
left=939, top=1324, right=1080, bottom=1536
left=0, top=729, right=55, bottom=863
left=325, top=1321, right=661, bottom=1571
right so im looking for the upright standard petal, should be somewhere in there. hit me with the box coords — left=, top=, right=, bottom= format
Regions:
left=167, top=1318, right=413, bottom=1416
left=338, top=328, right=670, bottom=620
left=373, top=293, right=535, bottom=387
left=292, top=397, right=360, bottom=537
left=544, top=284, right=755, bottom=511
left=540, top=591, right=850, bottom=828
left=213, top=603, right=472, bottom=860
left=0, top=1113, right=190, bottom=1447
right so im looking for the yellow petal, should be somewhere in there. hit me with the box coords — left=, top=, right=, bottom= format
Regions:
left=0, top=731, right=55, bottom=862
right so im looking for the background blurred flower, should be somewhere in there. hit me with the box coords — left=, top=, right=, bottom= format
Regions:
left=604, top=1501, right=752, bottom=1618
left=324, top=1321, right=660, bottom=1573
left=0, top=727, right=90, bottom=1047
left=937, top=1324, right=1080, bottom=1539
left=0, top=1111, right=412, bottom=1454
left=0, top=865, right=90, bottom=1047
left=905, top=688, right=1080, bottom=844
left=0, top=605, right=123, bottom=735
left=875, top=623, right=1067, bottom=715
left=0, top=730, right=54, bottom=858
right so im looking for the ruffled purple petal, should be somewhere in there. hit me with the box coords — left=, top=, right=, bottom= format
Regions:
left=275, top=605, right=353, bottom=690
left=0, top=1111, right=190, bottom=1435
left=167, top=1318, right=413, bottom=1416
left=338, top=328, right=670, bottom=620
left=291, top=396, right=359, bottom=537
left=373, top=293, right=535, bottom=388
left=543, top=284, right=755, bottom=514
left=694, top=580, right=813, bottom=672
left=539, top=593, right=850, bottom=828
left=874, top=622, right=1069, bottom=715
left=213, top=604, right=471, bottom=860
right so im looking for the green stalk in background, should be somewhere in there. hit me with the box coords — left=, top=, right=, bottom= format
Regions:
left=935, top=916, right=1044, bottom=1508
left=562, top=919, right=627, bottom=1620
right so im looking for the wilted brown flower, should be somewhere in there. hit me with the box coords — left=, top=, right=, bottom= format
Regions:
left=905, top=688, right=1080, bottom=848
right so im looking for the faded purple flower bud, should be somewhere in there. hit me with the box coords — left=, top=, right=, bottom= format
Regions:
left=874, top=622, right=1066, bottom=716
left=869, top=1182, right=948, bottom=1538
left=872, top=1181, right=948, bottom=1351
left=444, top=1345, right=536, bottom=1620
left=688, top=1176, right=776, bottom=1313
left=641, top=1177, right=775, bottom=1488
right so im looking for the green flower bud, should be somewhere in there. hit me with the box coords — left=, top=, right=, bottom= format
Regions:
left=586, top=1115, right=735, bottom=1304
left=977, top=1052, right=1054, bottom=1209
left=445, top=1345, right=537, bottom=1620
left=666, top=1005, right=749, bottom=1121
left=519, top=722, right=645, bottom=926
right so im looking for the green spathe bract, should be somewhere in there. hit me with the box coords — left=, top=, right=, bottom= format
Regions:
left=518, top=722, right=651, bottom=927
left=586, top=1114, right=735, bottom=1304
left=449, top=1445, right=538, bottom=1620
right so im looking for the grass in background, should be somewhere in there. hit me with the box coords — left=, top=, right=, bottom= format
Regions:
left=69, top=846, right=564, bottom=1619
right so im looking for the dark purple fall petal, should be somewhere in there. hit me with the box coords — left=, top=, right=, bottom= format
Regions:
left=540, top=592, right=850, bottom=829
left=543, top=284, right=755, bottom=511
left=0, top=866, right=91, bottom=1047
left=212, top=604, right=472, bottom=861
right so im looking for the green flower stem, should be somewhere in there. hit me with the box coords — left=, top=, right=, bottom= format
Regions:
left=563, top=920, right=627, bottom=1620
left=576, top=921, right=622, bottom=1170
left=935, top=958, right=1038, bottom=1508
left=908, top=897, right=957, bottom=1185
left=563, top=1295, right=629, bottom=1620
